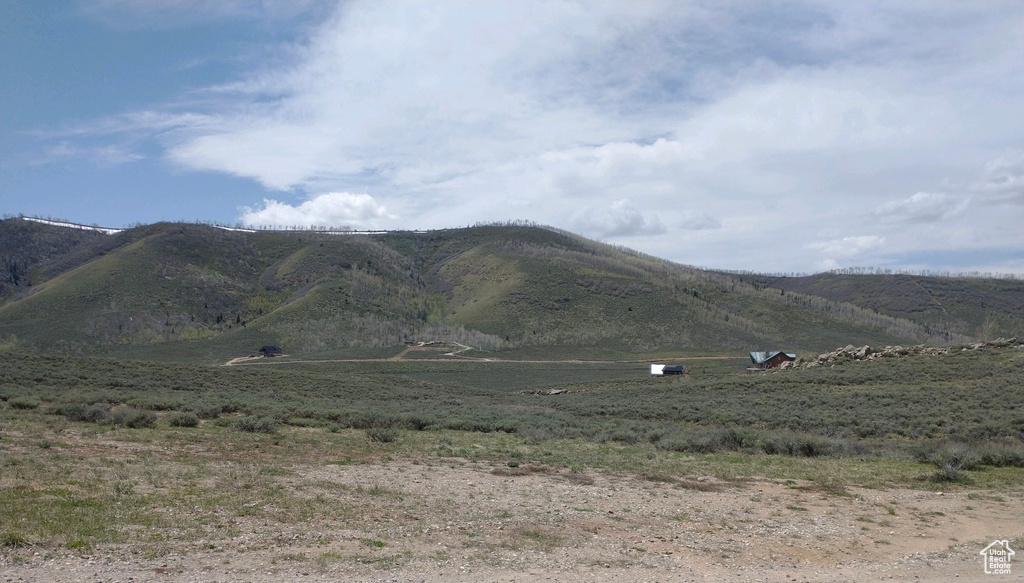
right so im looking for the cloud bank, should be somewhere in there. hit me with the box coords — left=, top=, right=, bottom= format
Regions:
left=572, top=199, right=666, bottom=238
left=875, top=193, right=971, bottom=224
left=239, top=192, right=393, bottom=229
left=25, top=1, right=1024, bottom=273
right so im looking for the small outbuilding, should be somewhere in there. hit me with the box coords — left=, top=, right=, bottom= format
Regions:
left=748, top=350, right=796, bottom=371
left=259, top=345, right=283, bottom=357
left=650, top=364, right=687, bottom=376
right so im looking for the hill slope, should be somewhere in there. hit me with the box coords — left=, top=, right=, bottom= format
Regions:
left=1, top=218, right=1014, bottom=359
left=737, top=272, right=1024, bottom=341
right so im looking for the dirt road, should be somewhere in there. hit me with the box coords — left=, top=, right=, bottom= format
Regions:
left=224, top=350, right=743, bottom=366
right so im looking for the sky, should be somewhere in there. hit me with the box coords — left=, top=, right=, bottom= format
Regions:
left=1, top=1, right=1022, bottom=275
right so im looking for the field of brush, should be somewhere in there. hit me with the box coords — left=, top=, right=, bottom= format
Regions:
left=1, top=344, right=1022, bottom=553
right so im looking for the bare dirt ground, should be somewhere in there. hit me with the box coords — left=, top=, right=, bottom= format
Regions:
left=4, top=459, right=1020, bottom=582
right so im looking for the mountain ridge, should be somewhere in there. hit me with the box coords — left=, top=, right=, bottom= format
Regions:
left=2, top=217, right=1020, bottom=360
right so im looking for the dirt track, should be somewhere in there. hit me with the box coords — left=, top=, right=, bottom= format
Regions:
left=224, top=350, right=743, bottom=367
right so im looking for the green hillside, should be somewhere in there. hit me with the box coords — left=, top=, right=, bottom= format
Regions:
left=737, top=272, right=1024, bottom=341
left=1, top=218, right=110, bottom=297
left=0, top=218, right=1010, bottom=360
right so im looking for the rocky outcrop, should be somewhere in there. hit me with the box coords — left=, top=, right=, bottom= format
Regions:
left=799, top=338, right=1019, bottom=368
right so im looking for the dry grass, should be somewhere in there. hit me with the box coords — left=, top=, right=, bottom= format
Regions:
left=3, top=402, right=1023, bottom=571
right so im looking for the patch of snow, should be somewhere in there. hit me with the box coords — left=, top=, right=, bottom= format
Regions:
left=22, top=217, right=123, bottom=235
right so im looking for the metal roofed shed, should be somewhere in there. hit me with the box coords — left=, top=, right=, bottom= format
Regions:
left=748, top=350, right=796, bottom=371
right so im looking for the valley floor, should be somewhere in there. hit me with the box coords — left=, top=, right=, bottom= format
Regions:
left=3, top=457, right=1019, bottom=582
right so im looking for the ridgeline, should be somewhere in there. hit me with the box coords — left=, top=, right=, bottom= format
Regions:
left=2, top=218, right=1021, bottom=361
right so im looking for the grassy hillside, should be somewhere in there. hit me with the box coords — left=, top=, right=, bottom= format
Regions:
left=0, top=218, right=1006, bottom=359
left=0, top=217, right=110, bottom=298
left=737, top=272, right=1024, bottom=340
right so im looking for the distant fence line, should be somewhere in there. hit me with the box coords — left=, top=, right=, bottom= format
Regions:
left=10, top=215, right=433, bottom=236
left=825, top=266, right=1021, bottom=280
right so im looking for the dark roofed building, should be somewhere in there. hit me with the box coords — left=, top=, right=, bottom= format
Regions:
left=650, top=364, right=687, bottom=376
left=258, top=344, right=282, bottom=356
left=748, top=350, right=796, bottom=370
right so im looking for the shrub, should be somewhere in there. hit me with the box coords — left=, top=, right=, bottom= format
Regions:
left=6, top=396, right=40, bottom=410
left=653, top=427, right=854, bottom=458
left=50, top=402, right=110, bottom=423
left=916, top=442, right=982, bottom=472
left=193, top=404, right=225, bottom=419
left=974, top=443, right=1024, bottom=468
left=592, top=427, right=642, bottom=444
left=930, top=465, right=971, bottom=484
left=285, top=417, right=319, bottom=428
left=442, top=417, right=497, bottom=433
left=348, top=411, right=389, bottom=430
left=168, top=412, right=200, bottom=428
left=47, top=402, right=84, bottom=419
left=915, top=442, right=982, bottom=482
left=184, top=400, right=241, bottom=419
left=365, top=426, right=399, bottom=443
left=517, top=425, right=554, bottom=444
left=655, top=427, right=759, bottom=454
left=760, top=431, right=853, bottom=457
left=234, top=416, right=277, bottom=433
left=760, top=431, right=800, bottom=456
left=717, top=427, right=759, bottom=450
left=107, top=407, right=157, bottom=428
left=124, top=395, right=183, bottom=411
left=83, top=404, right=111, bottom=423
left=398, top=414, right=434, bottom=431
left=655, top=429, right=716, bottom=453
left=914, top=441, right=1024, bottom=472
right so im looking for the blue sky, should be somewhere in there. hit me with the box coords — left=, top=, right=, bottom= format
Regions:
left=2, top=1, right=1022, bottom=274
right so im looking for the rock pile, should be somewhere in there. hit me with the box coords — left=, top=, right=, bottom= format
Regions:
left=799, top=337, right=1019, bottom=368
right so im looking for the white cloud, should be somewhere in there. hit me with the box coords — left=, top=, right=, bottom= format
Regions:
left=679, top=212, right=721, bottom=231
left=238, top=192, right=394, bottom=228
left=572, top=199, right=666, bottom=238
left=538, top=139, right=691, bottom=199
left=972, top=151, right=1024, bottom=204
left=805, top=235, right=886, bottom=258
left=26, top=141, right=143, bottom=168
left=168, top=124, right=343, bottom=192
left=874, top=192, right=970, bottom=224
left=676, top=77, right=914, bottom=162
left=21, top=1, right=1023, bottom=273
